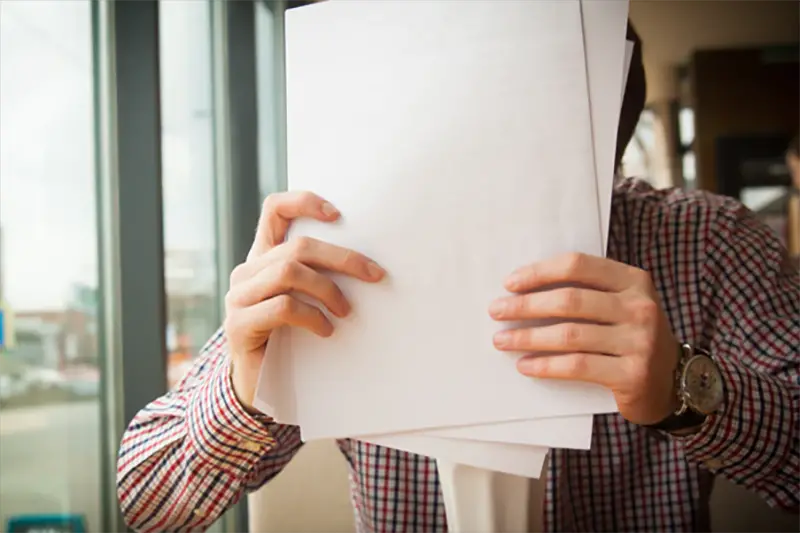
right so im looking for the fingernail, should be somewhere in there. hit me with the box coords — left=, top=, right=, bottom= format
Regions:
left=365, top=261, right=385, bottom=280
left=506, top=274, right=522, bottom=290
left=488, top=300, right=506, bottom=318
left=321, top=202, right=339, bottom=217
left=494, top=330, right=512, bottom=348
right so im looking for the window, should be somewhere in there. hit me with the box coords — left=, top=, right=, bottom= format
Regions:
left=257, top=0, right=287, bottom=197
left=678, top=107, right=697, bottom=189
left=0, top=1, right=103, bottom=531
left=159, top=1, right=220, bottom=390
left=622, top=109, right=672, bottom=188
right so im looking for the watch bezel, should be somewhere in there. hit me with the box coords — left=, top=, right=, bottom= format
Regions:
left=679, top=350, right=723, bottom=416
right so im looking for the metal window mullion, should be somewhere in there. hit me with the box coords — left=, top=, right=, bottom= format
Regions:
left=111, top=0, right=167, bottom=424
left=95, top=3, right=167, bottom=532
left=211, top=1, right=262, bottom=532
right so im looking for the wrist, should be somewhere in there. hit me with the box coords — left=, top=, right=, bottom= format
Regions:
left=229, top=356, right=261, bottom=416
left=645, top=343, right=723, bottom=434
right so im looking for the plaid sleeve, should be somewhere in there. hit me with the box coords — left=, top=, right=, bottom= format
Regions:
left=117, top=328, right=303, bottom=532
left=679, top=202, right=799, bottom=512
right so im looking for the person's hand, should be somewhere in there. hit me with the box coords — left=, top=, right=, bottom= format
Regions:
left=224, top=191, right=386, bottom=411
left=489, top=253, right=680, bottom=425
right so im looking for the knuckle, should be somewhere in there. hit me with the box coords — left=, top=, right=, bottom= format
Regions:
left=634, top=268, right=654, bottom=288
left=273, top=294, right=296, bottom=319
left=562, top=252, right=584, bottom=276
left=340, top=248, right=362, bottom=272
left=262, top=193, right=281, bottom=215
left=224, top=290, right=237, bottom=312
left=296, top=190, right=317, bottom=206
left=223, top=314, right=241, bottom=339
left=564, top=354, right=588, bottom=376
left=633, top=330, right=656, bottom=357
left=560, top=323, right=581, bottom=346
left=511, top=296, right=528, bottom=316
left=626, top=359, right=649, bottom=386
left=558, top=289, right=582, bottom=314
left=627, top=295, right=659, bottom=324
left=278, top=260, right=302, bottom=283
left=290, top=236, right=313, bottom=258
left=229, top=263, right=247, bottom=286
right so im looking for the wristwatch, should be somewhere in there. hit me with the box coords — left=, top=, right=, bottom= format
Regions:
left=646, top=343, right=725, bottom=434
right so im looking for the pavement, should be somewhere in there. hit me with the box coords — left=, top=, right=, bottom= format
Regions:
left=0, top=401, right=102, bottom=532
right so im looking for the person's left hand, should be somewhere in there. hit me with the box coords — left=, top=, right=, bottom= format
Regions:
left=489, top=252, right=681, bottom=426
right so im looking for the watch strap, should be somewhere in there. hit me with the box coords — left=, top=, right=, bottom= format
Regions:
left=645, top=408, right=707, bottom=433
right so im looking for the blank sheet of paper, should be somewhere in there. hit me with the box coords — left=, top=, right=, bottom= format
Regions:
left=582, top=0, right=630, bottom=254
left=373, top=0, right=630, bottom=453
left=259, top=0, right=617, bottom=441
left=362, top=434, right=549, bottom=479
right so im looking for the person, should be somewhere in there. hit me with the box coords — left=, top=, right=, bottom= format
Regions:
left=116, top=23, right=799, bottom=533
left=785, top=135, right=800, bottom=261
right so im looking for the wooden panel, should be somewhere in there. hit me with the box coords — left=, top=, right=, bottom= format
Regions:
left=690, top=48, right=799, bottom=191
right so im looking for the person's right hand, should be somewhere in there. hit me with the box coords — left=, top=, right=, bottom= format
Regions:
left=224, top=191, right=385, bottom=411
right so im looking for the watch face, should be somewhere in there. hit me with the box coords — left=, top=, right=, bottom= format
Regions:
left=682, top=354, right=724, bottom=415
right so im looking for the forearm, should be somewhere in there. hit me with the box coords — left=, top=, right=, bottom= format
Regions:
left=117, top=343, right=304, bottom=532
left=678, top=352, right=798, bottom=512
left=685, top=201, right=800, bottom=512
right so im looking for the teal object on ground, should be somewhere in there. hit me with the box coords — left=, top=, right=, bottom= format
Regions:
left=6, top=514, right=87, bottom=533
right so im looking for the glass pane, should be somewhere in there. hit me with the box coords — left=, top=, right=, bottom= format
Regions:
left=0, top=1, right=103, bottom=531
left=159, top=0, right=220, bottom=391
left=257, top=0, right=286, bottom=197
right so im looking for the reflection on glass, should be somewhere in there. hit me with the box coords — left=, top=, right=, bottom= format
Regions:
left=0, top=1, right=101, bottom=531
left=158, top=3, right=219, bottom=388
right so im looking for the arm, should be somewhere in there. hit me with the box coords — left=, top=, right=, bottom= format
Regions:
left=680, top=202, right=799, bottom=512
left=116, top=328, right=303, bottom=532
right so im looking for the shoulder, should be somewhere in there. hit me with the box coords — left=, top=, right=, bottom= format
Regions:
left=611, top=177, right=749, bottom=244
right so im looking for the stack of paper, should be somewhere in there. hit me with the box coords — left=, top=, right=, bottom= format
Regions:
left=255, top=0, right=634, bottom=479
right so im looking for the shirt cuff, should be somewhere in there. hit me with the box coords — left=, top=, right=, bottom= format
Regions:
left=186, top=356, right=277, bottom=477
left=678, top=354, right=795, bottom=485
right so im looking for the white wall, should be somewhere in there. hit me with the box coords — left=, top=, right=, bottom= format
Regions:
left=249, top=441, right=355, bottom=533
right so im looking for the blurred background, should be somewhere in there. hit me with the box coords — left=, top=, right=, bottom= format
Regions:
left=0, top=1, right=796, bottom=532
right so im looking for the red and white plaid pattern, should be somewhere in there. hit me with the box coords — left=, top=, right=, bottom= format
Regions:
left=117, top=179, right=799, bottom=532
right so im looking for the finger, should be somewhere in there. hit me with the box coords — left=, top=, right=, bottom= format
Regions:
left=493, top=323, right=626, bottom=356
left=228, top=260, right=351, bottom=318
left=516, top=353, right=623, bottom=389
left=250, top=191, right=340, bottom=258
left=233, top=294, right=334, bottom=339
left=489, top=288, right=625, bottom=324
left=505, top=253, right=647, bottom=294
left=243, top=237, right=385, bottom=283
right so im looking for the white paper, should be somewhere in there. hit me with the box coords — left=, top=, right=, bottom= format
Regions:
left=338, top=30, right=634, bottom=475
left=437, top=461, right=532, bottom=532
left=262, top=0, right=615, bottom=441
left=363, top=434, right=548, bottom=479
left=348, top=2, right=630, bottom=458
left=380, top=2, right=631, bottom=451
left=390, top=413, right=592, bottom=449
left=623, top=41, right=635, bottom=103
left=581, top=0, right=630, bottom=254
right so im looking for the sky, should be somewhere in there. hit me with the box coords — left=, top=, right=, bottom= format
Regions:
left=0, top=0, right=218, bottom=311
